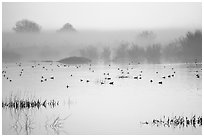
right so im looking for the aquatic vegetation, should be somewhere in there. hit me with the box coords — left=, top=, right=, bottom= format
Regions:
left=9, top=109, right=35, bottom=135
left=45, top=114, right=71, bottom=135
left=2, top=93, right=59, bottom=109
left=140, top=115, right=202, bottom=129
left=24, top=113, right=34, bottom=135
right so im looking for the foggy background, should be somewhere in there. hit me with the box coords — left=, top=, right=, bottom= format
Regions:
left=2, top=2, right=202, bottom=64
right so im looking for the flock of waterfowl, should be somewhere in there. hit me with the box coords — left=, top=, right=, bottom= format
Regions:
left=2, top=61, right=202, bottom=134
left=2, top=61, right=201, bottom=90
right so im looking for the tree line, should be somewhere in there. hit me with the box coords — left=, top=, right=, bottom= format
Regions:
left=79, top=30, right=202, bottom=64
left=12, top=19, right=76, bottom=33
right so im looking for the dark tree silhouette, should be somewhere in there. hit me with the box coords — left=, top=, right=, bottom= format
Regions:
left=58, top=23, right=76, bottom=32
left=79, top=46, right=99, bottom=62
left=162, top=40, right=182, bottom=63
left=101, top=47, right=111, bottom=63
left=2, top=50, right=21, bottom=62
left=13, top=19, right=41, bottom=33
left=180, top=30, right=202, bottom=62
left=138, top=31, right=156, bottom=40
left=162, top=30, right=202, bottom=63
left=145, top=44, right=161, bottom=64
left=128, top=43, right=146, bottom=63
left=113, top=42, right=129, bottom=63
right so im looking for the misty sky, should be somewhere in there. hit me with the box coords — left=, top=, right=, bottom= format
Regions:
left=2, top=2, right=201, bottom=31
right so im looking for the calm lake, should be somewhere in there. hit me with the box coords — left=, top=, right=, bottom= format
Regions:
left=2, top=62, right=202, bottom=135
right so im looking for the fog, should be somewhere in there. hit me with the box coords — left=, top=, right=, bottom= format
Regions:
left=2, top=28, right=201, bottom=63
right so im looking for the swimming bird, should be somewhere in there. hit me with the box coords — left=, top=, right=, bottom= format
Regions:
left=158, top=81, right=162, bottom=84
left=196, top=74, right=200, bottom=78
left=134, top=76, right=138, bottom=79
left=109, top=82, right=114, bottom=85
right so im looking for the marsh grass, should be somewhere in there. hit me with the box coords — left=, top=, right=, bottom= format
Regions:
left=2, top=92, right=59, bottom=109
left=45, top=114, right=71, bottom=135
left=140, top=115, right=202, bottom=129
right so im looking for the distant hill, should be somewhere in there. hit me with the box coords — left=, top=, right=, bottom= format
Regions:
left=58, top=56, right=91, bottom=64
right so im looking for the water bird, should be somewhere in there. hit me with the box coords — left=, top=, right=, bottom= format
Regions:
left=150, top=80, right=153, bottom=83
left=162, top=76, right=166, bottom=79
left=41, top=80, right=43, bottom=82
left=80, top=79, right=83, bottom=82
left=158, top=81, right=162, bottom=84
left=109, top=82, right=114, bottom=85
left=196, top=74, right=200, bottom=78
left=156, top=72, right=158, bottom=74
left=168, top=75, right=171, bottom=78
left=50, top=76, right=54, bottom=80
left=66, top=85, right=69, bottom=88
left=134, top=76, right=138, bottom=79
left=86, top=80, right=90, bottom=83
left=9, top=79, right=12, bottom=82
left=119, top=76, right=129, bottom=78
